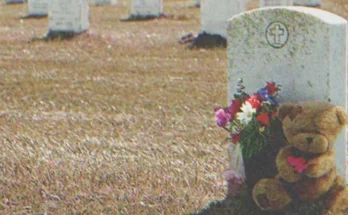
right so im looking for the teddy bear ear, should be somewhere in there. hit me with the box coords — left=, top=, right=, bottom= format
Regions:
left=335, top=106, right=348, bottom=126
left=277, top=103, right=303, bottom=121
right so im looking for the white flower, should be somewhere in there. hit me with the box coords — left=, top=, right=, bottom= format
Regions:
left=236, top=101, right=256, bottom=125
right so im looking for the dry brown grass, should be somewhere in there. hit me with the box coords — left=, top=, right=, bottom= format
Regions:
left=0, top=0, right=347, bottom=214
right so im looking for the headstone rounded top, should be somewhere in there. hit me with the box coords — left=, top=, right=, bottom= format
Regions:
left=227, top=5, right=347, bottom=180
left=228, top=6, right=346, bottom=24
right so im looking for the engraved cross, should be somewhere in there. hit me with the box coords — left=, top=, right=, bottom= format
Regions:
left=270, top=24, right=284, bottom=44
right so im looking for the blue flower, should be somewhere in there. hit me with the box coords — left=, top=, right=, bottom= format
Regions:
left=267, top=95, right=278, bottom=105
left=257, top=87, right=278, bottom=105
left=257, top=88, right=268, bottom=100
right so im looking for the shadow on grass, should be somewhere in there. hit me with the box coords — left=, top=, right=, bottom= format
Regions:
left=20, top=13, right=47, bottom=19
left=120, top=13, right=173, bottom=22
left=190, top=189, right=329, bottom=215
left=5, top=0, right=26, bottom=4
left=179, top=32, right=227, bottom=49
left=32, top=30, right=88, bottom=41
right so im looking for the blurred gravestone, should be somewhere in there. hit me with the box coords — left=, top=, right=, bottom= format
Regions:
left=194, top=0, right=200, bottom=7
left=6, top=0, right=25, bottom=3
left=46, top=0, right=89, bottom=39
left=124, top=0, right=163, bottom=20
left=259, top=0, right=293, bottom=7
left=182, top=0, right=246, bottom=48
left=201, top=0, right=246, bottom=39
left=227, top=7, right=347, bottom=181
left=293, top=0, right=321, bottom=7
left=25, top=0, right=48, bottom=17
left=89, top=0, right=117, bottom=6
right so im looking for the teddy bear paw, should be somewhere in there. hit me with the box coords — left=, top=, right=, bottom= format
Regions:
left=327, top=188, right=348, bottom=215
left=252, top=179, right=291, bottom=211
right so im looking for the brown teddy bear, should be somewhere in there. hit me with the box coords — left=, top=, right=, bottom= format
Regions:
left=252, top=101, right=348, bottom=214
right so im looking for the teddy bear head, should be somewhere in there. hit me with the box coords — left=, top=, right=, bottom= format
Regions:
left=277, top=101, right=347, bottom=154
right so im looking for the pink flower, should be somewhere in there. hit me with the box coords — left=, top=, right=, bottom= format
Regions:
left=215, top=108, right=231, bottom=127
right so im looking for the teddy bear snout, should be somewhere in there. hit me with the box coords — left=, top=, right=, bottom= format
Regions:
left=292, top=134, right=329, bottom=153
left=308, top=135, right=329, bottom=153
left=306, top=137, right=313, bottom=144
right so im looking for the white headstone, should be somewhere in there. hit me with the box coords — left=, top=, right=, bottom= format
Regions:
left=194, top=0, right=200, bottom=6
left=131, top=0, right=163, bottom=18
left=227, top=7, right=347, bottom=180
left=48, top=0, right=89, bottom=33
left=293, top=0, right=321, bottom=7
left=28, top=0, right=48, bottom=16
left=259, top=0, right=293, bottom=7
left=89, top=0, right=117, bottom=6
left=200, top=0, right=246, bottom=38
left=6, top=0, right=25, bottom=3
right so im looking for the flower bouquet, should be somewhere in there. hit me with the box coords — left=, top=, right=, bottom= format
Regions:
left=215, top=79, right=286, bottom=189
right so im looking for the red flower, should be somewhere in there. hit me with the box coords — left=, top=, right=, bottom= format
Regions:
left=256, top=112, right=270, bottom=126
left=271, top=108, right=278, bottom=118
left=231, top=133, right=240, bottom=144
left=266, top=82, right=279, bottom=95
left=243, top=95, right=250, bottom=101
left=287, top=156, right=308, bottom=173
left=247, top=94, right=261, bottom=110
left=223, top=168, right=244, bottom=196
left=255, top=92, right=266, bottom=102
left=223, top=168, right=244, bottom=184
left=228, top=99, right=242, bottom=116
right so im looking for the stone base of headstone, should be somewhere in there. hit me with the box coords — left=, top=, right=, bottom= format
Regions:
left=21, top=14, right=47, bottom=19
left=89, top=0, right=117, bottom=6
left=34, top=30, right=87, bottom=40
left=293, top=3, right=320, bottom=7
left=179, top=32, right=227, bottom=49
left=190, top=0, right=200, bottom=8
left=6, top=0, right=26, bottom=4
left=188, top=3, right=200, bottom=8
left=293, top=0, right=321, bottom=7
left=121, top=13, right=171, bottom=21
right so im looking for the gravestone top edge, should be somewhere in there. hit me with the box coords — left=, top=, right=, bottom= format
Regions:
left=228, top=6, right=346, bottom=24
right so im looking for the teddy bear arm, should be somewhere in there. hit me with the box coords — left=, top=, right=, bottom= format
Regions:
left=276, top=146, right=302, bottom=183
left=326, top=187, right=348, bottom=215
left=304, top=151, right=335, bottom=178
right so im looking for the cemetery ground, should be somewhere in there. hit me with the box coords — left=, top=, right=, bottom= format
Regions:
left=0, top=0, right=348, bottom=214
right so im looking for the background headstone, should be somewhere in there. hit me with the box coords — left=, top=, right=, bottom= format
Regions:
left=227, top=7, right=347, bottom=180
left=89, top=0, right=117, bottom=6
left=200, top=0, right=246, bottom=38
left=28, top=0, right=48, bottom=17
left=259, top=0, right=293, bottom=7
left=293, top=0, right=321, bottom=7
left=6, top=0, right=25, bottom=3
left=48, top=0, right=89, bottom=34
left=130, top=0, right=163, bottom=18
left=194, top=0, right=200, bottom=7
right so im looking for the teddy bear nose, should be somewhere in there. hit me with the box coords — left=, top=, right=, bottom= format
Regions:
left=306, top=137, right=313, bottom=144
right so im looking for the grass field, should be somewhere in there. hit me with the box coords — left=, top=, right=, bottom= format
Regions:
left=0, top=0, right=347, bottom=214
